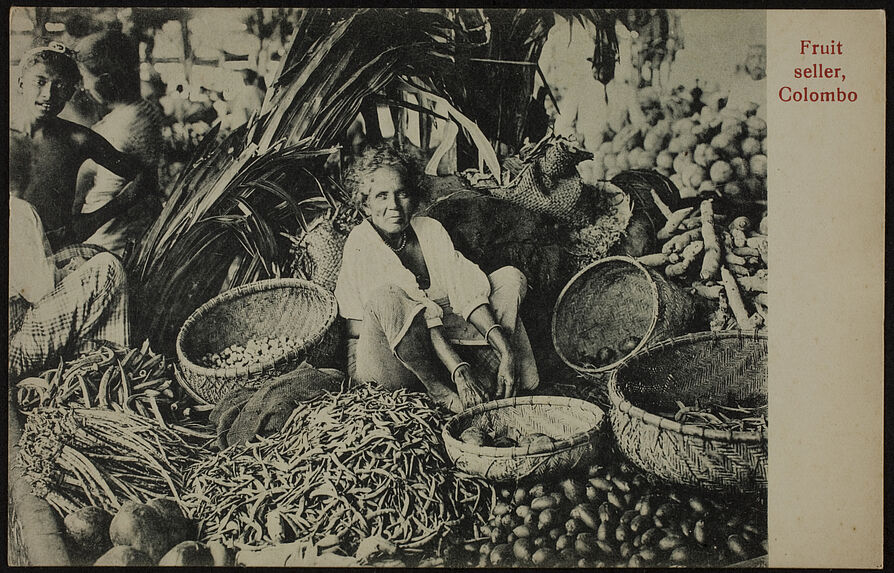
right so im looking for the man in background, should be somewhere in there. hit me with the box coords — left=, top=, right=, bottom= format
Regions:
left=9, top=139, right=130, bottom=379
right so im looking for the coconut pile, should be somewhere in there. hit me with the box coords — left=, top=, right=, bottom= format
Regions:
left=577, top=83, right=767, bottom=208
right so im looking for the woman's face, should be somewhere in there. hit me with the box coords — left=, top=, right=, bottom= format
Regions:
left=362, top=166, right=415, bottom=236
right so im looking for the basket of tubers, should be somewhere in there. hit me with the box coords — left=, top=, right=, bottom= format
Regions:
left=442, top=395, right=607, bottom=482
left=608, top=330, right=767, bottom=492
left=175, top=279, right=338, bottom=404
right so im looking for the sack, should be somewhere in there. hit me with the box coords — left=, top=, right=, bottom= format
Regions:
left=212, top=362, right=345, bottom=449
left=493, top=164, right=588, bottom=225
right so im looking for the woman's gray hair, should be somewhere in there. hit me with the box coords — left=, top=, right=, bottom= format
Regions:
left=343, top=144, right=427, bottom=211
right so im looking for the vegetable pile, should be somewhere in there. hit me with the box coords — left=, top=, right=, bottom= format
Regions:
left=65, top=498, right=203, bottom=566
left=578, top=83, right=767, bottom=207
left=459, top=428, right=559, bottom=449
left=184, top=384, right=494, bottom=559
left=664, top=401, right=767, bottom=433
left=638, top=197, right=768, bottom=331
left=458, top=454, right=767, bottom=568
left=199, top=335, right=302, bottom=369
left=17, top=408, right=206, bottom=519
left=14, top=342, right=213, bottom=439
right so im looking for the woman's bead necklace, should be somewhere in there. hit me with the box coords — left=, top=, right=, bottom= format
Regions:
left=387, top=231, right=407, bottom=253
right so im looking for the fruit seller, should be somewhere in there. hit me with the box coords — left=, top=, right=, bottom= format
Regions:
left=9, top=41, right=147, bottom=251
left=335, top=144, right=539, bottom=413
left=9, top=147, right=130, bottom=379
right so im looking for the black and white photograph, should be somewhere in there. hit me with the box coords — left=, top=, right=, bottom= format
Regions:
left=7, top=7, right=882, bottom=568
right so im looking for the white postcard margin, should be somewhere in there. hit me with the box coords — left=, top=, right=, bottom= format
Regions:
left=767, top=9, right=885, bottom=568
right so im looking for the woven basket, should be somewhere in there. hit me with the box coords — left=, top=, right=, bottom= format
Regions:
left=442, top=396, right=607, bottom=482
left=175, top=278, right=338, bottom=404
left=608, top=331, right=768, bottom=492
left=552, top=256, right=697, bottom=375
left=288, top=217, right=349, bottom=293
left=493, top=164, right=588, bottom=225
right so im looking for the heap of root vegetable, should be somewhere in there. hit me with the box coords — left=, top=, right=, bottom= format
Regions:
left=637, top=194, right=768, bottom=332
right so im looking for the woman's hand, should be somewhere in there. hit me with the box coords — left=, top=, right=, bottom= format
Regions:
left=452, top=363, right=489, bottom=408
left=496, top=350, right=519, bottom=399
left=430, top=387, right=463, bottom=414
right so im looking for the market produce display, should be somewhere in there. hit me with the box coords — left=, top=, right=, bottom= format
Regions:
left=663, top=400, right=767, bottom=433
left=459, top=428, right=558, bottom=449
left=64, top=497, right=206, bottom=566
left=8, top=9, right=773, bottom=569
left=638, top=197, right=768, bottom=332
left=17, top=407, right=206, bottom=519
left=13, top=341, right=213, bottom=438
left=184, top=384, right=495, bottom=564
left=199, top=335, right=303, bottom=368
left=579, top=83, right=767, bottom=207
left=461, top=454, right=767, bottom=568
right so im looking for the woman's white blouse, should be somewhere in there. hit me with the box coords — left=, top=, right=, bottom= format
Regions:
left=335, top=216, right=492, bottom=328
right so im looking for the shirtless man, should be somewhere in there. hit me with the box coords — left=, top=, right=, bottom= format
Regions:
left=10, top=42, right=147, bottom=250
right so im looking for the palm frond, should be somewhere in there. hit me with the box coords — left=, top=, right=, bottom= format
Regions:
left=129, top=8, right=624, bottom=352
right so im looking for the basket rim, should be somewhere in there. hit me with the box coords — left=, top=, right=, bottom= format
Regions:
left=172, top=363, right=212, bottom=405
left=442, top=395, right=605, bottom=458
left=551, top=255, right=659, bottom=374
left=607, top=330, right=768, bottom=444
left=175, top=278, right=337, bottom=380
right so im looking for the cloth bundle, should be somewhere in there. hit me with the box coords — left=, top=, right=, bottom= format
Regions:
left=210, top=362, right=345, bottom=449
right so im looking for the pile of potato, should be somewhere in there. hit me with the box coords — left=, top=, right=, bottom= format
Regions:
left=199, top=335, right=300, bottom=369
left=452, top=457, right=766, bottom=568
left=64, top=497, right=230, bottom=566
left=578, top=83, right=767, bottom=206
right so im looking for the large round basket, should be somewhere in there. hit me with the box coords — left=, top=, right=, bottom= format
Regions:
left=608, top=331, right=767, bottom=493
left=442, top=396, right=607, bottom=482
left=552, top=256, right=698, bottom=375
left=175, top=278, right=338, bottom=404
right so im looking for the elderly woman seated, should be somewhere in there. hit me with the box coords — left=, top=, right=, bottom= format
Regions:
left=335, top=144, right=539, bottom=413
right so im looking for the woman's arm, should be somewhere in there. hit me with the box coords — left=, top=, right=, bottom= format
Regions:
left=467, top=304, right=518, bottom=399
left=428, top=325, right=487, bottom=408
left=345, top=318, right=363, bottom=338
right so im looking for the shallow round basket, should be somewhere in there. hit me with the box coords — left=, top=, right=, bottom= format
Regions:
left=175, top=278, right=338, bottom=404
left=608, top=331, right=768, bottom=493
left=442, top=396, right=607, bottom=482
left=552, top=256, right=697, bottom=375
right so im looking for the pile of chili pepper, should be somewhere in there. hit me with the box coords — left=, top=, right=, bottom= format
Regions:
left=15, top=341, right=214, bottom=441
left=184, top=384, right=494, bottom=556
left=17, top=407, right=206, bottom=518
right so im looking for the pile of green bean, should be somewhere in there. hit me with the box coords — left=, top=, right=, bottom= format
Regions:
left=184, top=384, right=493, bottom=556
